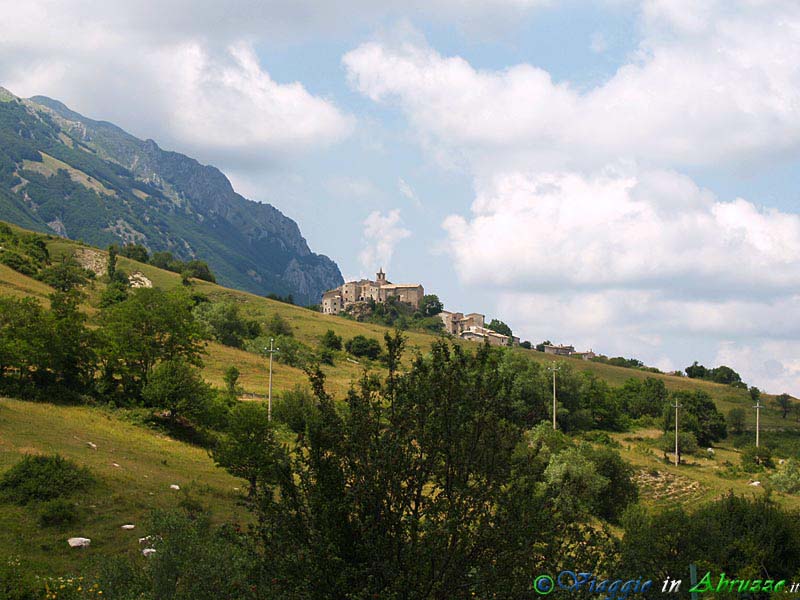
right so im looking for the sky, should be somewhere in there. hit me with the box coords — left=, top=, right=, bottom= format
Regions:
left=2, top=0, right=800, bottom=395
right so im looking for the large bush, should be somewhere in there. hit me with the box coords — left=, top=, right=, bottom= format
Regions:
left=0, top=454, right=93, bottom=505
left=771, top=459, right=800, bottom=494
left=345, top=335, right=382, bottom=360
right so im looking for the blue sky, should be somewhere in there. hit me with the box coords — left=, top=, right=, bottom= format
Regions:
left=2, top=0, right=800, bottom=394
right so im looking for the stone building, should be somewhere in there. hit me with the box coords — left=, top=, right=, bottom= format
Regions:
left=460, top=325, right=520, bottom=347
left=438, top=310, right=486, bottom=336
left=321, top=268, right=424, bottom=315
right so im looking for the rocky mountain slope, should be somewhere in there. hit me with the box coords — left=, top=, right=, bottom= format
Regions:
left=0, top=87, right=342, bottom=304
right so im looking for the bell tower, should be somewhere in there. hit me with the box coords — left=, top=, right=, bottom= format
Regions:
left=376, top=268, right=387, bottom=286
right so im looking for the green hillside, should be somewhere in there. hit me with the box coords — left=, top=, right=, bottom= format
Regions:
left=1, top=221, right=799, bottom=584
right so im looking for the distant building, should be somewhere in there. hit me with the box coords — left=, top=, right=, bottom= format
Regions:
left=438, top=310, right=485, bottom=335
left=543, top=344, right=595, bottom=360
left=460, top=325, right=519, bottom=347
left=321, top=269, right=424, bottom=315
left=543, top=344, right=575, bottom=356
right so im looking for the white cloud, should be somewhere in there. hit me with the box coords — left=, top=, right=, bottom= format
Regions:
left=443, top=169, right=800, bottom=299
left=0, top=4, right=355, bottom=167
left=359, top=209, right=412, bottom=273
left=398, top=177, right=422, bottom=207
left=715, top=341, right=800, bottom=397
left=343, top=3, right=800, bottom=171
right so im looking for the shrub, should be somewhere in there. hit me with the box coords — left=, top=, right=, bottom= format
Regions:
left=345, top=335, right=382, bottom=360
left=266, top=313, right=292, bottom=337
left=740, top=445, right=775, bottom=471
left=0, top=455, right=94, bottom=505
left=273, top=386, right=318, bottom=435
left=320, top=329, right=342, bottom=351
left=771, top=459, right=800, bottom=494
left=38, top=498, right=80, bottom=527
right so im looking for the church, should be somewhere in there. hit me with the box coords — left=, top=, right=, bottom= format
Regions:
left=321, top=269, right=425, bottom=315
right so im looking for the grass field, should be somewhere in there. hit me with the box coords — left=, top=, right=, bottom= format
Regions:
left=1, top=227, right=799, bottom=578
left=0, top=397, right=247, bottom=575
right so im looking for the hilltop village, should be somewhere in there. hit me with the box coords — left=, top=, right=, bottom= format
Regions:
left=322, top=268, right=596, bottom=355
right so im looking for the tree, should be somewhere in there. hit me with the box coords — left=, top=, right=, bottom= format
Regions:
left=193, top=301, right=260, bottom=348
left=107, top=245, right=118, bottom=280
left=777, top=393, right=793, bottom=419
left=345, top=335, right=382, bottom=359
left=119, top=243, right=149, bottom=263
left=38, top=253, right=91, bottom=292
left=141, top=359, right=212, bottom=423
left=749, top=385, right=761, bottom=403
left=727, top=407, right=746, bottom=434
left=519, top=341, right=532, bottom=349
left=250, top=336, right=620, bottom=599
left=707, top=365, right=742, bottom=385
left=487, top=318, right=512, bottom=337
left=659, top=431, right=698, bottom=464
left=222, top=366, right=241, bottom=401
left=685, top=361, right=708, bottom=379
left=771, top=459, right=800, bottom=494
left=418, top=294, right=443, bottom=317
left=664, top=390, right=727, bottom=447
left=213, top=402, right=282, bottom=497
left=99, top=288, right=205, bottom=399
left=266, top=313, right=292, bottom=337
left=320, top=329, right=342, bottom=351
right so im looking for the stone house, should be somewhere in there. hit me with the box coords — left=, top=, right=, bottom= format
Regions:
left=321, top=269, right=424, bottom=315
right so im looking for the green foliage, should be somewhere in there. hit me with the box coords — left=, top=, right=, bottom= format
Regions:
left=142, top=359, right=213, bottom=423
left=418, top=293, right=443, bottom=317
left=99, top=287, right=205, bottom=399
left=777, top=393, right=794, bottom=419
left=265, top=313, right=292, bottom=337
left=0, top=556, right=40, bottom=600
left=37, top=253, right=92, bottom=291
left=193, top=301, right=260, bottom=348
left=728, top=407, right=747, bottom=434
left=487, top=318, right=512, bottom=337
left=273, top=386, right=318, bottom=435
left=0, top=454, right=93, bottom=505
left=223, top=366, right=241, bottom=400
left=243, top=337, right=638, bottom=599
left=740, top=444, right=775, bottom=471
left=659, top=431, right=698, bottom=463
left=38, top=498, right=80, bottom=527
left=345, top=334, right=382, bottom=360
left=320, top=329, right=342, bottom=351
left=663, top=390, right=727, bottom=447
left=98, top=280, right=129, bottom=307
left=149, top=252, right=217, bottom=283
left=213, top=402, right=283, bottom=497
left=621, top=494, right=800, bottom=582
left=119, top=243, right=149, bottom=263
left=617, top=377, right=668, bottom=419
left=0, top=291, right=95, bottom=398
left=98, top=510, right=259, bottom=600
left=685, top=361, right=744, bottom=385
left=771, top=459, right=800, bottom=494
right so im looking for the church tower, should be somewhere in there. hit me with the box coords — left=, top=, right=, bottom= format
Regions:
left=376, top=268, right=387, bottom=286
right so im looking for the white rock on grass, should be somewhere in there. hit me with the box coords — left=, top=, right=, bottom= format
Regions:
left=142, top=548, right=157, bottom=557
left=121, top=524, right=135, bottom=530
left=749, top=481, right=761, bottom=487
left=87, top=442, right=97, bottom=450
left=112, top=463, right=121, bottom=468
left=170, top=484, right=180, bottom=490
left=67, top=537, right=91, bottom=548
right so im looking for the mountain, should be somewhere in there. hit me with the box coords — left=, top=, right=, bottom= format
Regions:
left=0, top=87, right=343, bottom=305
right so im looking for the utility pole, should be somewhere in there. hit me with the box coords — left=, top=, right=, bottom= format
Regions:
left=266, top=338, right=279, bottom=421
left=754, top=399, right=763, bottom=448
left=672, top=400, right=682, bottom=466
left=547, top=363, right=561, bottom=430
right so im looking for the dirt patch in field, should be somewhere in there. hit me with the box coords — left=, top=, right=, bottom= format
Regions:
left=635, top=468, right=703, bottom=503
